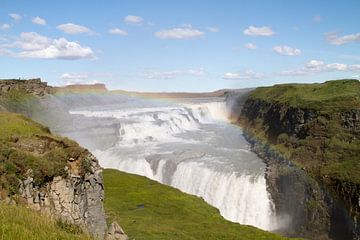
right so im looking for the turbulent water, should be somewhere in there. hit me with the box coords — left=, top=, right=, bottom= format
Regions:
left=69, top=96, right=278, bottom=231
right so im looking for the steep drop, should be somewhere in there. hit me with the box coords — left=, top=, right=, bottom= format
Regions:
left=70, top=98, right=280, bottom=231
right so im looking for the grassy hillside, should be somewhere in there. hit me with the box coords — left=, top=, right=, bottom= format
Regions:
left=239, top=79, right=360, bottom=230
left=0, top=112, right=90, bottom=196
left=242, top=79, right=360, bottom=183
left=249, top=79, right=360, bottom=112
left=0, top=202, right=91, bottom=240
left=103, top=169, right=296, bottom=240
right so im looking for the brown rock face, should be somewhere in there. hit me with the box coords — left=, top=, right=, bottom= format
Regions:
left=0, top=78, right=52, bottom=97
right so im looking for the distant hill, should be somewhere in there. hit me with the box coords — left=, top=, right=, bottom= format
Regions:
left=54, top=83, right=108, bottom=93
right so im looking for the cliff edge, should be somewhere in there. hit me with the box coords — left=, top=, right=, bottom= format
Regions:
left=235, top=79, right=360, bottom=240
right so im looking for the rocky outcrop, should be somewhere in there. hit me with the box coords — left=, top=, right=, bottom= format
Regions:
left=0, top=78, right=52, bottom=97
left=231, top=93, right=360, bottom=239
left=19, top=153, right=107, bottom=239
left=106, top=222, right=129, bottom=240
left=244, top=134, right=358, bottom=240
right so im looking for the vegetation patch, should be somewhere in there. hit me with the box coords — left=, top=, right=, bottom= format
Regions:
left=0, top=202, right=91, bottom=240
left=0, top=112, right=87, bottom=196
left=103, top=169, right=298, bottom=240
left=239, top=79, right=360, bottom=222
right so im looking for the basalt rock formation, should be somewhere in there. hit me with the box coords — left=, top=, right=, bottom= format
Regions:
left=232, top=80, right=360, bottom=240
left=0, top=78, right=127, bottom=240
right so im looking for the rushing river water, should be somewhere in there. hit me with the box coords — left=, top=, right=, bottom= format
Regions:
left=68, top=97, right=278, bottom=231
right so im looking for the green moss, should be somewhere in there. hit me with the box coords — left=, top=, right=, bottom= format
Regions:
left=103, top=169, right=298, bottom=240
left=0, top=89, right=41, bottom=116
left=249, top=79, right=360, bottom=112
left=0, top=202, right=91, bottom=240
left=242, top=79, right=360, bottom=183
left=0, top=112, right=86, bottom=195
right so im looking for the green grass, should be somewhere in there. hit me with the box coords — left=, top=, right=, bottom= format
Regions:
left=0, top=89, right=41, bottom=116
left=0, top=202, right=91, bottom=240
left=0, top=112, right=88, bottom=195
left=103, top=169, right=296, bottom=240
left=249, top=79, right=360, bottom=112
left=242, top=79, right=360, bottom=183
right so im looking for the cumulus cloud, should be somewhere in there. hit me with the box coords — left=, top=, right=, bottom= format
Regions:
left=141, top=68, right=206, bottom=79
left=109, top=28, right=128, bottom=35
left=57, top=23, right=95, bottom=35
left=326, top=63, right=348, bottom=71
left=244, top=43, right=257, bottom=49
left=206, top=26, right=219, bottom=33
left=223, top=70, right=264, bottom=80
left=32, top=16, right=46, bottom=26
left=326, top=32, right=360, bottom=45
left=243, top=26, right=275, bottom=36
left=280, top=60, right=355, bottom=76
left=350, top=64, right=360, bottom=72
left=61, top=72, right=89, bottom=80
left=155, top=25, right=204, bottom=39
left=187, top=68, right=206, bottom=76
left=0, top=24, right=11, bottom=30
left=9, top=13, right=22, bottom=21
left=273, top=45, right=301, bottom=56
left=124, top=15, right=143, bottom=25
left=0, top=32, right=94, bottom=60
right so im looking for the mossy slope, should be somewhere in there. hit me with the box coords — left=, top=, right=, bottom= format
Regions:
left=0, top=202, right=91, bottom=240
left=0, top=112, right=90, bottom=197
left=239, top=79, right=360, bottom=237
left=103, top=169, right=297, bottom=240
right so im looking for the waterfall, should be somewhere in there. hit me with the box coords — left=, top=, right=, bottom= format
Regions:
left=70, top=99, right=279, bottom=231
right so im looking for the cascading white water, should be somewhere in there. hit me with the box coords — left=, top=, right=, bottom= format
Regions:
left=70, top=98, right=279, bottom=231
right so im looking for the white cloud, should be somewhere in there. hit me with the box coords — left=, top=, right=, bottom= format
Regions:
left=109, top=28, right=128, bottom=36
left=326, top=32, right=360, bottom=45
left=350, top=64, right=360, bottom=72
left=0, top=32, right=94, bottom=60
left=32, top=16, right=46, bottom=26
left=57, top=23, right=95, bottom=35
left=244, top=43, right=257, bottom=49
left=207, top=26, right=219, bottom=33
left=142, top=70, right=180, bottom=80
left=326, top=63, right=348, bottom=71
left=61, top=72, right=89, bottom=80
left=187, top=68, right=206, bottom=76
left=223, top=70, right=264, bottom=80
left=0, top=24, right=11, bottom=30
left=141, top=68, right=206, bottom=79
left=280, top=60, right=352, bottom=76
left=243, top=26, right=275, bottom=36
left=155, top=26, right=204, bottom=40
left=273, top=45, right=301, bottom=56
left=124, top=15, right=143, bottom=25
left=306, top=60, right=325, bottom=70
left=313, top=15, right=323, bottom=23
left=9, top=13, right=22, bottom=21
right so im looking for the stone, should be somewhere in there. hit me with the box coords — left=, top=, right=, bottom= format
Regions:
left=18, top=152, right=107, bottom=239
left=106, top=221, right=129, bottom=240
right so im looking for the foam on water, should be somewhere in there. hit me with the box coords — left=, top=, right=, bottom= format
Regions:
left=71, top=99, right=279, bottom=231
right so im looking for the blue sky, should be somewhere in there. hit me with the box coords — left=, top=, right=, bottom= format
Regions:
left=0, top=0, right=359, bottom=91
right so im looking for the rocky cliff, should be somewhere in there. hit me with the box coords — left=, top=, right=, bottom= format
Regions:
left=232, top=80, right=360, bottom=240
left=0, top=78, right=52, bottom=97
left=0, top=79, right=127, bottom=240
left=18, top=151, right=107, bottom=239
